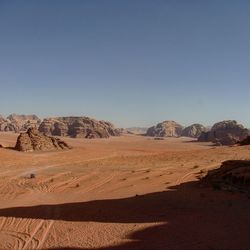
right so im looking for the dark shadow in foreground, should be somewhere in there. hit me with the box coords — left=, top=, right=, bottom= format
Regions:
left=1, top=181, right=250, bottom=250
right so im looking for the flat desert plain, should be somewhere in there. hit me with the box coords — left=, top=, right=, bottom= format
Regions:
left=0, top=133, right=250, bottom=250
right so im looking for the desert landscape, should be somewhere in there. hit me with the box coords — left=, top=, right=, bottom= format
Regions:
left=1, top=1, right=250, bottom=249
left=1, top=116, right=250, bottom=249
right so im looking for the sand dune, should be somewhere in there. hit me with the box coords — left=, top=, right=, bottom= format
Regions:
left=0, top=133, right=250, bottom=249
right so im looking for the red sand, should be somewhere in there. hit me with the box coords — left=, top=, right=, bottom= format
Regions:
left=0, top=133, right=250, bottom=249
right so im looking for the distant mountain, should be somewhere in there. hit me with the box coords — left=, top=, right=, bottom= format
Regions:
left=198, top=120, right=249, bottom=145
left=146, top=121, right=183, bottom=137
left=7, top=114, right=40, bottom=122
left=39, top=116, right=120, bottom=139
left=181, top=124, right=206, bottom=138
left=126, top=127, right=148, bottom=134
left=0, top=113, right=40, bottom=132
left=0, top=114, right=120, bottom=139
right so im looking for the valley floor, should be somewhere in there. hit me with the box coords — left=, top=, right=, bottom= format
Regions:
left=0, top=133, right=250, bottom=249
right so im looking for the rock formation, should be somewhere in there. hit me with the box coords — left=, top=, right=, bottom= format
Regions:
left=0, top=115, right=18, bottom=132
left=39, top=118, right=68, bottom=136
left=7, top=114, right=39, bottom=122
left=146, top=121, right=183, bottom=137
left=0, top=114, right=40, bottom=132
left=238, top=136, right=250, bottom=146
left=15, top=128, right=71, bottom=152
left=181, top=124, right=206, bottom=138
left=203, top=160, right=250, bottom=192
left=7, top=114, right=40, bottom=131
left=39, top=117, right=120, bottom=139
left=198, top=120, right=249, bottom=145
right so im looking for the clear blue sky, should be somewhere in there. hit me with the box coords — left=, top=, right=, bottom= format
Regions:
left=0, top=0, right=250, bottom=128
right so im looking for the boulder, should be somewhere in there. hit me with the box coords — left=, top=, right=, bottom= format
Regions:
left=15, top=128, right=71, bottom=152
left=146, top=121, right=183, bottom=137
left=181, top=124, right=206, bottom=138
left=198, top=120, right=249, bottom=145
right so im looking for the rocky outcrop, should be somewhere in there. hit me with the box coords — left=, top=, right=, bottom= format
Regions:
left=203, top=160, right=250, bottom=192
left=181, top=124, right=206, bottom=138
left=146, top=121, right=183, bottom=137
left=0, top=120, right=18, bottom=132
left=39, top=117, right=120, bottom=139
left=238, top=136, right=250, bottom=146
left=15, top=128, right=71, bottom=152
left=7, top=114, right=40, bottom=131
left=0, top=115, right=18, bottom=132
left=7, top=114, right=39, bottom=122
left=198, top=120, right=249, bottom=145
left=39, top=118, right=68, bottom=136
left=0, top=114, right=40, bottom=132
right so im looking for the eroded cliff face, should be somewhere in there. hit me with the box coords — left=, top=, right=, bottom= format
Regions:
left=15, top=128, right=71, bottom=152
left=181, top=124, right=206, bottom=138
left=198, top=120, right=249, bottom=145
left=0, top=114, right=40, bottom=132
left=39, top=117, right=120, bottom=139
left=146, top=121, right=183, bottom=137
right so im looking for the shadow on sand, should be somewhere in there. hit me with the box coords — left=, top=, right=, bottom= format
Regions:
left=0, top=181, right=250, bottom=249
left=2, top=146, right=16, bottom=150
left=181, top=139, right=216, bottom=147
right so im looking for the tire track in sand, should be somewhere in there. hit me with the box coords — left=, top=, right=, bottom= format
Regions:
left=174, top=164, right=220, bottom=186
left=22, top=220, right=44, bottom=250
left=37, top=220, right=54, bottom=249
left=78, top=172, right=117, bottom=195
